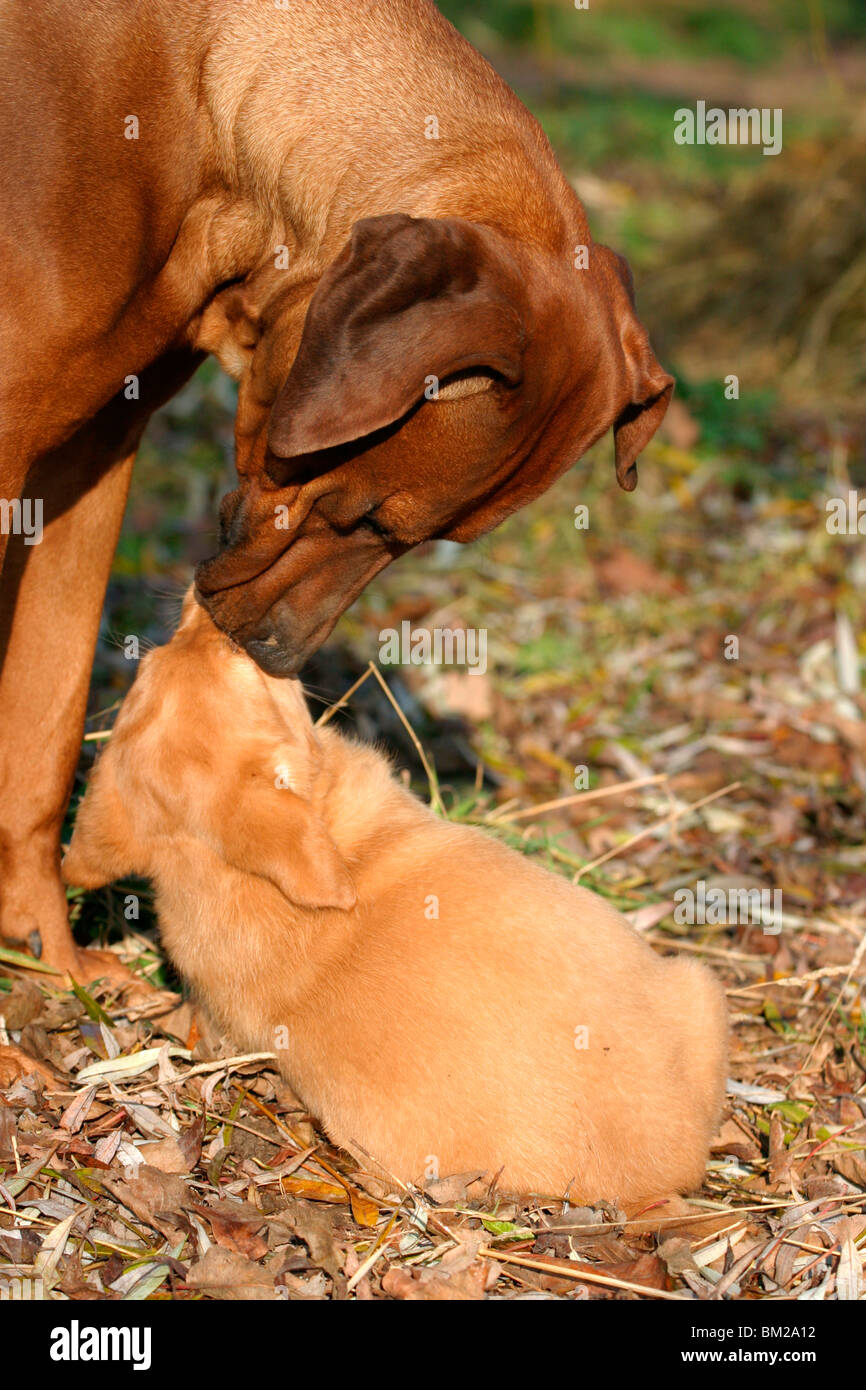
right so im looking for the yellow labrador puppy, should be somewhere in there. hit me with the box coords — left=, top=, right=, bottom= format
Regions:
left=63, top=594, right=727, bottom=1204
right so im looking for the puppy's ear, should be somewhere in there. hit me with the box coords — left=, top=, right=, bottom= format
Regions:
left=267, top=213, right=525, bottom=459
left=208, top=766, right=356, bottom=912
left=595, top=244, right=674, bottom=492
left=62, top=754, right=142, bottom=889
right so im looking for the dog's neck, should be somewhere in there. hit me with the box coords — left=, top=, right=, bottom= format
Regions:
left=194, top=0, right=585, bottom=304
left=312, top=723, right=434, bottom=862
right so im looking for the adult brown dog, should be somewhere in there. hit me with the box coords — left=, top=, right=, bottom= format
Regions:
left=0, top=0, right=672, bottom=977
left=63, top=594, right=726, bottom=1204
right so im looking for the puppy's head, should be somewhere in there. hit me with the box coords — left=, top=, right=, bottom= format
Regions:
left=62, top=592, right=356, bottom=911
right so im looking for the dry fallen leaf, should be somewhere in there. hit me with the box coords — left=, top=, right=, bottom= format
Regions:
left=0, top=1043, right=61, bottom=1089
left=422, top=1170, right=487, bottom=1204
left=269, top=1203, right=346, bottom=1288
left=100, top=1165, right=192, bottom=1243
left=382, top=1259, right=493, bottom=1301
left=196, top=1203, right=269, bottom=1261
left=185, top=1245, right=281, bottom=1300
left=139, top=1118, right=203, bottom=1174
left=0, top=979, right=44, bottom=1030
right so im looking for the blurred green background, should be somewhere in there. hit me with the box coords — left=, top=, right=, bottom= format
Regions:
left=74, top=0, right=866, bottom=951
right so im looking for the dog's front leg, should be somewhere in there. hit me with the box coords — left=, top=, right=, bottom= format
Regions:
left=0, top=350, right=202, bottom=982
left=0, top=424, right=141, bottom=981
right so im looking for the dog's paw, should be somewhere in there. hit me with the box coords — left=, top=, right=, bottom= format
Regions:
left=34, top=943, right=144, bottom=991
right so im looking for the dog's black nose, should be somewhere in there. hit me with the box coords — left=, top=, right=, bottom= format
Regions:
left=243, top=630, right=304, bottom=677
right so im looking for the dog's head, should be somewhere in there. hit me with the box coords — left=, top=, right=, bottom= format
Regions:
left=194, top=214, right=672, bottom=673
left=61, top=593, right=356, bottom=910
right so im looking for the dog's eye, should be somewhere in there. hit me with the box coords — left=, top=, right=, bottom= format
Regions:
left=433, top=370, right=498, bottom=401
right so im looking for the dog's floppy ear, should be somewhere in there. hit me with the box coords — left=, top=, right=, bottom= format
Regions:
left=62, top=753, right=142, bottom=889
left=207, top=763, right=356, bottom=911
left=595, top=244, right=674, bottom=492
left=613, top=359, right=674, bottom=493
left=267, top=213, right=526, bottom=459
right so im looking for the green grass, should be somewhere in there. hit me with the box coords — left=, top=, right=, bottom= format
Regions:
left=438, top=0, right=864, bottom=63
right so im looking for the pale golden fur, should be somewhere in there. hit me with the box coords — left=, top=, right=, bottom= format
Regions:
left=63, top=594, right=727, bottom=1203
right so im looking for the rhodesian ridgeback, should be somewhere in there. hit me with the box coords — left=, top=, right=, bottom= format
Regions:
left=0, top=0, right=672, bottom=978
